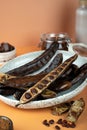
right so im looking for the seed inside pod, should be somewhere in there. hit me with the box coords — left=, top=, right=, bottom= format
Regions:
left=25, top=92, right=32, bottom=99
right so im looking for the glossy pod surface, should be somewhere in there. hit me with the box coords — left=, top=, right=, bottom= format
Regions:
left=16, top=54, right=78, bottom=107
left=7, top=42, right=59, bottom=76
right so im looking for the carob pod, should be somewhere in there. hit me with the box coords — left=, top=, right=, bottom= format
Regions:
left=1, top=53, right=63, bottom=89
left=39, top=53, right=63, bottom=74
left=15, top=54, right=78, bottom=107
left=2, top=74, right=46, bottom=89
left=75, top=63, right=87, bottom=75
left=50, top=81, right=72, bottom=93
left=6, top=41, right=59, bottom=76
left=65, top=98, right=85, bottom=123
left=0, top=87, right=16, bottom=96
left=71, top=63, right=87, bottom=86
left=59, top=98, right=85, bottom=128
left=0, top=83, right=26, bottom=96
left=51, top=101, right=73, bottom=116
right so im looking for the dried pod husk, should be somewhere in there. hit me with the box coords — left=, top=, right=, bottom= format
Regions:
left=66, top=98, right=85, bottom=123
left=41, top=89, right=57, bottom=99
left=51, top=102, right=72, bottom=116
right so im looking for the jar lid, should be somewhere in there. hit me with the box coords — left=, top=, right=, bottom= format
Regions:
left=80, top=0, right=87, bottom=6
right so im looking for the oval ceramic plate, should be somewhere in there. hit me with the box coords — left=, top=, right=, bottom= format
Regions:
left=0, top=50, right=87, bottom=109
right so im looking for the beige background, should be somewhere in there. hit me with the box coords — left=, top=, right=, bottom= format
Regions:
left=0, top=0, right=78, bottom=47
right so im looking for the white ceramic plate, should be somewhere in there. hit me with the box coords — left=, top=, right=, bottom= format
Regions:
left=0, top=50, right=87, bottom=109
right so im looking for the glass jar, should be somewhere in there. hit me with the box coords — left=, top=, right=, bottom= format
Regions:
left=39, top=33, right=71, bottom=50
left=75, top=0, right=87, bottom=44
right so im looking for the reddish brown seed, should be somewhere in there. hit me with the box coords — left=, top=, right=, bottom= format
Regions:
left=37, top=84, right=44, bottom=89
left=31, top=88, right=38, bottom=95
left=69, top=122, right=76, bottom=128
left=49, top=119, right=55, bottom=124
left=25, top=93, right=32, bottom=99
left=62, top=120, right=68, bottom=127
left=42, top=79, right=49, bottom=84
left=57, top=67, right=63, bottom=72
left=56, top=119, right=62, bottom=124
left=48, top=75, right=54, bottom=80
left=51, top=72, right=58, bottom=76
left=55, top=125, right=61, bottom=130
left=42, top=120, right=50, bottom=127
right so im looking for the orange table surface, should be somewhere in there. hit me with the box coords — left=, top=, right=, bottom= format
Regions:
left=0, top=45, right=87, bottom=130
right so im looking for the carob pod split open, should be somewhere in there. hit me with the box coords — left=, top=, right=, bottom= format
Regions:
left=6, top=41, right=59, bottom=76
left=15, top=54, right=78, bottom=107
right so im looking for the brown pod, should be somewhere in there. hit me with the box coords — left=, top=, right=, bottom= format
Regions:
left=15, top=54, right=78, bottom=107
left=40, top=53, right=63, bottom=74
left=71, top=64, right=87, bottom=86
left=7, top=41, right=59, bottom=76
left=0, top=116, right=13, bottom=130
left=2, top=74, right=46, bottom=89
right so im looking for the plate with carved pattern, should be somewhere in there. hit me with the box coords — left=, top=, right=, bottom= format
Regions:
left=0, top=50, right=87, bottom=109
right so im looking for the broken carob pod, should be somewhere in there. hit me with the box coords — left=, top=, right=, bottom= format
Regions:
left=41, top=89, right=57, bottom=99
left=15, top=54, right=78, bottom=107
left=51, top=101, right=73, bottom=116
left=6, top=41, right=59, bottom=76
left=61, top=98, right=85, bottom=128
left=0, top=73, right=16, bottom=83
left=39, top=53, right=63, bottom=74
left=2, top=73, right=46, bottom=89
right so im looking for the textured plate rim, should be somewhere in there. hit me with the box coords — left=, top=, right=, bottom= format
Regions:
left=0, top=49, right=87, bottom=109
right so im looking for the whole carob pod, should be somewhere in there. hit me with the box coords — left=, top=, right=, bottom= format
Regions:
left=6, top=41, right=59, bottom=76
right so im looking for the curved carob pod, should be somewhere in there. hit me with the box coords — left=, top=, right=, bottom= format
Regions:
left=1, top=74, right=46, bottom=89
left=15, top=54, right=78, bottom=107
left=0, top=83, right=26, bottom=96
left=75, top=63, right=87, bottom=75
left=71, top=64, right=87, bottom=86
left=0, top=87, right=16, bottom=96
left=6, top=41, right=59, bottom=76
left=39, top=53, right=63, bottom=74
left=1, top=53, right=63, bottom=89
